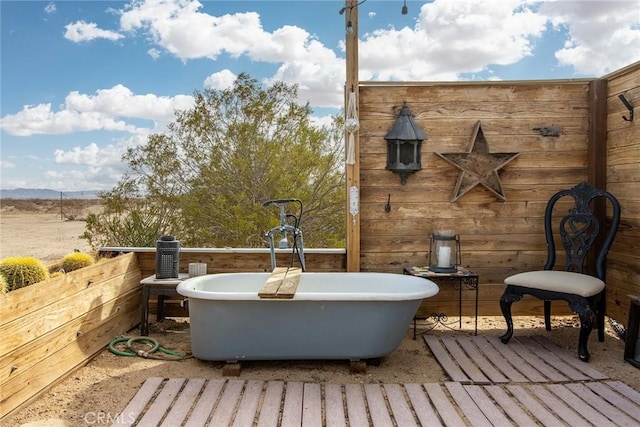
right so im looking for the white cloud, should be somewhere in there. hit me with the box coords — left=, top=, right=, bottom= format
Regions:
left=64, top=21, right=124, bottom=42
left=48, top=135, right=147, bottom=190
left=111, top=0, right=637, bottom=109
left=147, top=48, right=162, bottom=59
left=358, top=0, right=548, bottom=81
left=204, top=70, right=237, bottom=90
left=65, top=85, right=193, bottom=124
left=0, top=104, right=138, bottom=136
left=541, top=1, right=640, bottom=75
left=60, top=0, right=638, bottom=109
left=1, top=161, right=16, bottom=169
left=118, top=0, right=345, bottom=107
left=45, top=2, right=56, bottom=14
left=43, top=166, right=127, bottom=191
left=119, top=2, right=266, bottom=59
left=310, top=114, right=336, bottom=129
left=265, top=39, right=345, bottom=108
left=0, top=85, right=194, bottom=137
left=54, top=142, right=117, bottom=167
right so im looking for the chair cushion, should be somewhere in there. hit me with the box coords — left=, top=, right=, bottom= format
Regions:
left=504, top=270, right=604, bottom=297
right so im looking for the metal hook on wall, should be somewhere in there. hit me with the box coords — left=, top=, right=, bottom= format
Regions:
left=384, top=194, right=391, bottom=213
left=618, top=94, right=634, bottom=122
left=532, top=126, right=561, bottom=137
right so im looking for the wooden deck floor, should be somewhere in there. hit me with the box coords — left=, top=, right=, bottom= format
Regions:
left=423, top=335, right=610, bottom=385
left=112, top=335, right=640, bottom=426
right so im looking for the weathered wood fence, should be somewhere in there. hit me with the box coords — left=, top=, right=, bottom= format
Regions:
left=0, top=253, right=141, bottom=419
left=356, top=62, right=640, bottom=323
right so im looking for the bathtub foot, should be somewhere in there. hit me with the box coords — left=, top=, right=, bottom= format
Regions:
left=222, top=362, right=242, bottom=377
left=367, top=357, right=382, bottom=367
left=349, top=360, right=367, bottom=374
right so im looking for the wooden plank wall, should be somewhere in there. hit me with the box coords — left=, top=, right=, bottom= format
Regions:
left=358, top=81, right=594, bottom=317
left=605, top=62, right=640, bottom=324
left=0, top=253, right=142, bottom=419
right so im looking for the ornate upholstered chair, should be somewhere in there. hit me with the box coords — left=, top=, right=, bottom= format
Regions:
left=499, top=182, right=621, bottom=362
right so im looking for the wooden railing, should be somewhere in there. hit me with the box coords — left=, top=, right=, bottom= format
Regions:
left=98, top=247, right=347, bottom=278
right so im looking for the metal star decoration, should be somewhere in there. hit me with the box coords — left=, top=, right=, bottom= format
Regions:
left=436, top=121, right=519, bottom=202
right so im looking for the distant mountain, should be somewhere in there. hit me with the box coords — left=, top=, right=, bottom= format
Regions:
left=0, top=188, right=100, bottom=199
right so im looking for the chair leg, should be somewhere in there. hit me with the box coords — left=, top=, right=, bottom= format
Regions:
left=544, top=300, right=552, bottom=331
left=570, top=299, right=596, bottom=362
left=499, top=286, right=521, bottom=344
left=596, top=292, right=605, bottom=342
left=577, top=311, right=594, bottom=362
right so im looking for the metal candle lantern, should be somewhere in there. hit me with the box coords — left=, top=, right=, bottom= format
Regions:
left=155, top=235, right=180, bottom=279
left=429, top=231, right=461, bottom=273
left=384, top=101, right=426, bottom=185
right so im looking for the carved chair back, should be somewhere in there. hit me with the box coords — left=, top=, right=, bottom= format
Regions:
left=543, top=182, right=621, bottom=281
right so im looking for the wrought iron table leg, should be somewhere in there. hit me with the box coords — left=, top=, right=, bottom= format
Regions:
left=141, top=285, right=150, bottom=336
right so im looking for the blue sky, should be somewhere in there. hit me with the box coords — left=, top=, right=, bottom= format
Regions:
left=1, top=0, right=639, bottom=192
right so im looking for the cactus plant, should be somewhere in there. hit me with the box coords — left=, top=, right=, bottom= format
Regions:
left=60, top=252, right=95, bottom=272
left=0, top=274, right=8, bottom=294
left=0, top=256, right=50, bottom=291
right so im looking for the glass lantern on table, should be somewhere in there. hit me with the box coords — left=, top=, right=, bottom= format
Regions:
left=428, top=230, right=461, bottom=273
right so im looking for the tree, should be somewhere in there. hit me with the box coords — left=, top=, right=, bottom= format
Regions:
left=82, top=178, right=177, bottom=248
left=84, top=73, right=345, bottom=249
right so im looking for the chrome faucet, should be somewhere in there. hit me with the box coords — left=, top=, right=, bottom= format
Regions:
left=263, top=198, right=306, bottom=271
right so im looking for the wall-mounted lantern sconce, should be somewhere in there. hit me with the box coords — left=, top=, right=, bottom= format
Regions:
left=384, top=101, right=426, bottom=184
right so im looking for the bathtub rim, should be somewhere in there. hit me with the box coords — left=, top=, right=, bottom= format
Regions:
left=176, top=271, right=438, bottom=301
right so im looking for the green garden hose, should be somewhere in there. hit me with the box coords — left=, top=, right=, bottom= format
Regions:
left=108, top=336, right=187, bottom=360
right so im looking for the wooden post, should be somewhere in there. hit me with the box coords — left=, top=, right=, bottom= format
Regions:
left=588, top=79, right=607, bottom=190
left=345, top=0, right=360, bottom=272
left=587, top=79, right=608, bottom=278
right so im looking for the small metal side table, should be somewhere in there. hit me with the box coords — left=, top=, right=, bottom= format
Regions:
left=140, top=273, right=189, bottom=336
left=404, top=266, right=479, bottom=337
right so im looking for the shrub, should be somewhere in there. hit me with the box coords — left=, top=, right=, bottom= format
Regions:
left=61, top=252, right=95, bottom=272
left=0, top=257, right=50, bottom=291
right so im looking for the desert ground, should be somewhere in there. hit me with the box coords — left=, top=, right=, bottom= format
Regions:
left=1, top=199, right=639, bottom=426
left=0, top=199, right=98, bottom=262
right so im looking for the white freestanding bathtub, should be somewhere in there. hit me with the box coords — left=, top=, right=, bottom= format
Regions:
left=176, top=272, right=439, bottom=362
